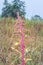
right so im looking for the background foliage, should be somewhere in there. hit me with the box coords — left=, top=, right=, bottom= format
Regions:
left=1, top=0, right=26, bottom=18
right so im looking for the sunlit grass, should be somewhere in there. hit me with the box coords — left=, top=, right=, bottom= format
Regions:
left=0, top=18, right=43, bottom=65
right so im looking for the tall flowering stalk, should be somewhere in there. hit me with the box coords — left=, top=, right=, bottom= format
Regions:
left=17, top=12, right=25, bottom=65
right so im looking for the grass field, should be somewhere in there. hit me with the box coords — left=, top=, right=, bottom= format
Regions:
left=0, top=18, right=43, bottom=65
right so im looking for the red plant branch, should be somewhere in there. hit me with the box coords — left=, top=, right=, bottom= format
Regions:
left=17, top=13, right=25, bottom=65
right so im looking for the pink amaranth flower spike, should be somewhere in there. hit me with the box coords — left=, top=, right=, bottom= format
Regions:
left=17, top=12, right=25, bottom=65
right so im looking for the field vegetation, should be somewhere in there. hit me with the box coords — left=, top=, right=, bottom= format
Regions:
left=0, top=18, right=43, bottom=65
